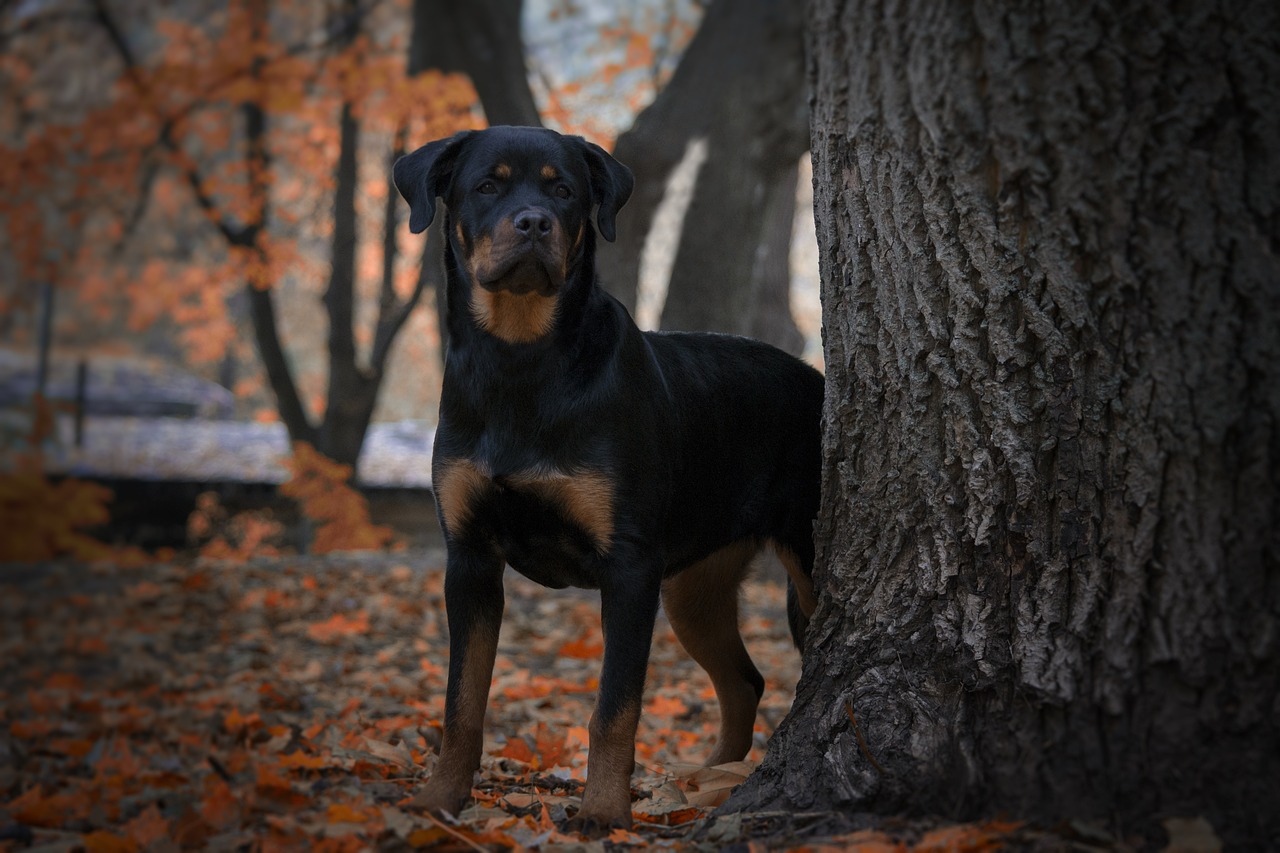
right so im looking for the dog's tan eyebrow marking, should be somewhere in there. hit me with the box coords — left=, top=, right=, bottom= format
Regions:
left=493, top=163, right=512, bottom=179
left=540, top=165, right=559, bottom=180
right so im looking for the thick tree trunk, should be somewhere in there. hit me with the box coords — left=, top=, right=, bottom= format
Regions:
left=596, top=0, right=808, bottom=339
left=729, top=0, right=1280, bottom=847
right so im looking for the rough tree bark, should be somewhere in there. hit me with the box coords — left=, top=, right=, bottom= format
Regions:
left=595, top=0, right=808, bottom=351
left=728, top=0, right=1279, bottom=847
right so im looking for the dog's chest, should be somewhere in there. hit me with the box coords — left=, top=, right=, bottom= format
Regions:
left=433, top=457, right=616, bottom=586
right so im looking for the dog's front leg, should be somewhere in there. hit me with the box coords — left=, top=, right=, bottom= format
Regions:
left=573, top=562, right=662, bottom=835
left=411, top=547, right=504, bottom=818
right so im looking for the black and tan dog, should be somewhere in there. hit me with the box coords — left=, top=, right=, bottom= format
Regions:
left=393, top=125, right=822, bottom=832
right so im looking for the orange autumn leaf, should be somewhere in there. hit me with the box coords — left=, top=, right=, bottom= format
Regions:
left=326, top=803, right=372, bottom=823
left=123, top=803, right=171, bottom=848
left=10, top=719, right=56, bottom=738
left=558, top=632, right=604, bottom=659
left=633, top=805, right=703, bottom=827
left=255, top=764, right=294, bottom=793
left=307, top=610, right=370, bottom=642
left=532, top=722, right=570, bottom=769
left=198, top=779, right=240, bottom=830
left=81, top=831, right=138, bottom=853
left=608, top=827, right=648, bottom=844
left=223, top=708, right=263, bottom=735
left=48, top=737, right=95, bottom=758
left=6, top=785, right=93, bottom=828
left=914, top=821, right=1022, bottom=852
left=497, top=736, right=537, bottom=765
left=647, top=694, right=690, bottom=717
left=278, top=751, right=329, bottom=770
left=44, top=672, right=83, bottom=690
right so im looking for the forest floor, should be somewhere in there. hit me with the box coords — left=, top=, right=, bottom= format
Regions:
left=1, top=550, right=1118, bottom=851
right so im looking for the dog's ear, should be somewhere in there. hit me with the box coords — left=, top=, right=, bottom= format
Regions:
left=577, top=139, right=634, bottom=242
left=393, top=131, right=474, bottom=234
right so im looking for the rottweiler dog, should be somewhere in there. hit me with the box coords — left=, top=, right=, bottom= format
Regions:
left=393, top=125, right=822, bottom=833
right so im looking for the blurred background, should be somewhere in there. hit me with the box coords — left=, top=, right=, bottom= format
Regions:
left=0, top=0, right=820, bottom=559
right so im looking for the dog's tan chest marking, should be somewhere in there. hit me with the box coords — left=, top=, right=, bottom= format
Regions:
left=435, top=458, right=493, bottom=536
left=507, top=469, right=615, bottom=553
left=434, top=460, right=615, bottom=552
left=470, top=285, right=558, bottom=343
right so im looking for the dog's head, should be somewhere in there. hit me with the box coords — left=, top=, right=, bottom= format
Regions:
left=394, top=126, right=633, bottom=299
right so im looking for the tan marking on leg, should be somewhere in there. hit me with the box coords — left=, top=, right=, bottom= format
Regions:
left=661, top=541, right=762, bottom=765
left=577, top=697, right=640, bottom=831
left=772, top=542, right=817, bottom=617
left=434, top=459, right=491, bottom=536
left=540, top=164, right=559, bottom=180
left=411, top=620, right=500, bottom=815
left=508, top=469, right=615, bottom=552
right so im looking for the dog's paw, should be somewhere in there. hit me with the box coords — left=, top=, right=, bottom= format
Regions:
left=403, top=781, right=470, bottom=819
left=565, top=807, right=632, bottom=839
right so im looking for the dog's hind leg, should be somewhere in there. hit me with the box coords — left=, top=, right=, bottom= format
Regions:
left=661, top=541, right=763, bottom=766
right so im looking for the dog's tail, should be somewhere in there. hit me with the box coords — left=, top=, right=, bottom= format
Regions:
left=785, top=579, right=810, bottom=654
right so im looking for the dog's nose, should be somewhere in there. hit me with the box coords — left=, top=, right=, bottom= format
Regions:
left=514, top=209, right=553, bottom=238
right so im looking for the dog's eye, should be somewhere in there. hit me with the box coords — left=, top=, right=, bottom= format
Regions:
left=476, top=180, right=498, bottom=195
left=554, top=184, right=572, bottom=200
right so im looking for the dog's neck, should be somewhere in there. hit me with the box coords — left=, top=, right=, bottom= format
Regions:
left=442, top=213, right=600, bottom=351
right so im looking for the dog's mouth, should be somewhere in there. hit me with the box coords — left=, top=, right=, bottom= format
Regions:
left=466, top=218, right=570, bottom=295
left=474, top=245, right=564, bottom=295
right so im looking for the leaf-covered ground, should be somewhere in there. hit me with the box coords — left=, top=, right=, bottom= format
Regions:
left=1, top=551, right=1092, bottom=851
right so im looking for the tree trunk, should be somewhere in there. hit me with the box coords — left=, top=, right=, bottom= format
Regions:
left=409, top=0, right=540, bottom=128
left=596, top=0, right=808, bottom=329
left=317, top=96, right=377, bottom=470
left=748, top=163, right=805, bottom=356
left=729, top=0, right=1280, bottom=847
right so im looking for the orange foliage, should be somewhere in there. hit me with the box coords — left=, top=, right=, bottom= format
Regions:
left=0, top=396, right=151, bottom=565
left=0, top=0, right=480, bottom=372
left=189, top=491, right=285, bottom=561
left=279, top=442, right=396, bottom=554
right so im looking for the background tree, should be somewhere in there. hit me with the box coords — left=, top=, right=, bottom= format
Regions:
left=0, top=0, right=478, bottom=473
left=594, top=0, right=810, bottom=353
left=728, top=0, right=1279, bottom=846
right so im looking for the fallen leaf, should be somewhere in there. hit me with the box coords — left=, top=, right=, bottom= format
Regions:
left=307, top=611, right=370, bottom=643
left=558, top=633, right=603, bottom=659
left=679, top=761, right=755, bottom=808
left=1162, top=816, right=1223, bottom=853
left=123, top=803, right=170, bottom=848
left=326, top=803, right=372, bottom=823
left=81, top=830, right=138, bottom=853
